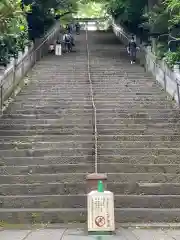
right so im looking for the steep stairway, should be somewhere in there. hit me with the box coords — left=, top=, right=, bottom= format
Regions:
left=0, top=30, right=180, bottom=223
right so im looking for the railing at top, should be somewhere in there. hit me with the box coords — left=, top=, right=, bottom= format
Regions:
left=0, top=21, right=61, bottom=114
left=73, top=17, right=112, bottom=31
left=112, top=22, right=129, bottom=44
left=112, top=21, right=180, bottom=106
left=73, top=17, right=107, bottom=21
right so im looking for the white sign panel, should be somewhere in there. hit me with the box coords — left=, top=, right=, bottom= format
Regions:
left=55, top=44, right=62, bottom=56
left=87, top=190, right=115, bottom=232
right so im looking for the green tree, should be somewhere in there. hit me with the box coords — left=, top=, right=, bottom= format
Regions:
left=0, top=0, right=28, bottom=65
left=75, top=1, right=106, bottom=18
left=142, top=4, right=169, bottom=34
left=166, top=0, right=180, bottom=27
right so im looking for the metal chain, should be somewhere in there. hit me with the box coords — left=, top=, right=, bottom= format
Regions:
left=85, top=28, right=98, bottom=173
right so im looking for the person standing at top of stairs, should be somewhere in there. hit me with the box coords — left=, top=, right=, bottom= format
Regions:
left=66, top=22, right=73, bottom=34
left=75, top=22, right=81, bottom=35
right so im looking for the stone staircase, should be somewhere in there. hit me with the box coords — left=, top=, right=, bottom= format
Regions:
left=1, top=30, right=180, bottom=224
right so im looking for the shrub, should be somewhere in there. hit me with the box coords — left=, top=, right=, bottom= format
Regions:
left=164, top=49, right=180, bottom=67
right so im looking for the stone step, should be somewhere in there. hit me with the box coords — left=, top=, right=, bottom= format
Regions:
left=0, top=194, right=180, bottom=208
left=2, top=112, right=178, bottom=119
left=7, top=104, right=93, bottom=110
left=20, top=89, right=164, bottom=95
left=137, top=183, right=180, bottom=195
left=100, top=155, right=180, bottom=164
left=95, top=109, right=179, bottom=113
left=98, top=163, right=180, bottom=174
left=0, top=155, right=93, bottom=166
left=97, top=118, right=179, bottom=124
left=0, top=163, right=180, bottom=174
left=98, top=129, right=180, bottom=134
left=21, top=83, right=162, bottom=87
left=14, top=81, right=157, bottom=85
left=6, top=108, right=179, bottom=114
left=93, top=80, right=156, bottom=83
left=13, top=94, right=168, bottom=99
left=14, top=96, right=171, bottom=101
left=0, top=129, right=94, bottom=136
left=0, top=119, right=93, bottom=125
left=8, top=103, right=174, bottom=110
left=98, top=141, right=180, bottom=149
left=25, top=79, right=154, bottom=83
left=16, top=92, right=165, bottom=98
left=0, top=141, right=94, bottom=150
left=0, top=147, right=180, bottom=157
left=94, top=90, right=167, bottom=94
left=0, top=123, right=179, bottom=131
left=0, top=114, right=91, bottom=119
left=27, top=78, right=156, bottom=82
left=12, top=100, right=174, bottom=107
left=94, top=90, right=165, bottom=94
left=97, top=148, right=180, bottom=155
left=107, top=173, right=180, bottom=183
left=0, top=163, right=93, bottom=175
left=1, top=173, right=180, bottom=184
left=0, top=173, right=87, bottom=184
left=0, top=155, right=179, bottom=166
left=0, top=128, right=178, bottom=136
left=0, top=135, right=180, bottom=143
left=0, top=124, right=94, bottom=131
left=1, top=182, right=180, bottom=196
left=0, top=135, right=94, bottom=142
left=0, top=148, right=94, bottom=157
left=93, top=93, right=168, bottom=98
left=96, top=104, right=174, bottom=110
left=1, top=208, right=180, bottom=223
left=14, top=97, right=91, bottom=101
left=98, top=135, right=180, bottom=142
left=17, top=93, right=90, bottom=97
left=0, top=141, right=180, bottom=150
left=0, top=118, right=178, bottom=125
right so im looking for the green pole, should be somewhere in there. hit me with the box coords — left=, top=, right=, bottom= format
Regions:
left=97, top=180, right=104, bottom=192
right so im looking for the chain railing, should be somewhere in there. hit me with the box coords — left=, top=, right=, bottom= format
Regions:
left=0, top=21, right=61, bottom=114
left=85, top=26, right=98, bottom=173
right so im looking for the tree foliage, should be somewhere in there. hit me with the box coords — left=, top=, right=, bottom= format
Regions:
left=74, top=1, right=106, bottom=18
left=0, top=0, right=28, bottom=65
left=165, top=0, right=180, bottom=27
left=0, top=0, right=78, bottom=66
left=22, top=0, right=78, bottom=40
left=142, top=4, right=169, bottom=35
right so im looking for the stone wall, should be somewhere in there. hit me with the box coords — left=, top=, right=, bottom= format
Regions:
left=112, top=22, right=180, bottom=106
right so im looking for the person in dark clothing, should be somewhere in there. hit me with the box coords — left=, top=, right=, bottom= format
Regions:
left=75, top=22, right=80, bottom=34
left=128, top=36, right=137, bottom=64
left=66, top=23, right=73, bottom=34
